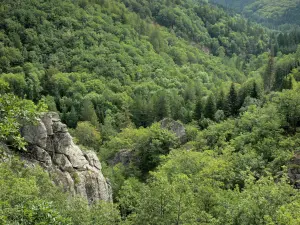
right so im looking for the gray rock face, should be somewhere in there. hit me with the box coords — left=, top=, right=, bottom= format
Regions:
left=20, top=112, right=112, bottom=204
left=21, top=120, right=48, bottom=148
left=109, top=149, right=134, bottom=166
left=288, top=151, right=300, bottom=189
left=160, top=118, right=187, bottom=144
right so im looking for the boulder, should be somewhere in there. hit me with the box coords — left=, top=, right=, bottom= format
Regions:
left=160, top=118, right=187, bottom=144
left=21, top=119, right=48, bottom=148
left=84, top=150, right=102, bottom=170
left=109, top=149, right=134, bottom=166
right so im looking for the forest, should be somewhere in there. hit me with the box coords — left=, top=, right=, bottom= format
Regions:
left=1, top=0, right=300, bottom=224
left=211, top=0, right=300, bottom=27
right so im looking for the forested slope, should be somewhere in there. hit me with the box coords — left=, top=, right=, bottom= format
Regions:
left=1, top=0, right=300, bottom=224
left=211, top=0, right=300, bottom=26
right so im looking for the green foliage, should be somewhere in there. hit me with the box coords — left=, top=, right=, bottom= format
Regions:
left=72, top=121, right=102, bottom=151
left=0, top=157, right=122, bottom=225
left=193, top=99, right=203, bottom=121
left=80, top=99, right=99, bottom=128
left=263, top=53, right=276, bottom=92
left=1, top=200, right=72, bottom=225
left=274, top=88, right=300, bottom=131
left=226, top=83, right=239, bottom=116
left=118, top=148, right=300, bottom=224
left=212, top=0, right=300, bottom=27
left=0, top=0, right=272, bottom=133
left=90, top=201, right=121, bottom=225
left=102, top=123, right=178, bottom=178
left=0, top=158, right=72, bottom=224
left=2, top=0, right=300, bottom=224
left=204, top=94, right=217, bottom=120
left=0, top=94, right=47, bottom=150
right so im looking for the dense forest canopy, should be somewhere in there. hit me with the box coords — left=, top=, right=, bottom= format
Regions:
left=1, top=0, right=300, bottom=224
left=210, top=0, right=300, bottom=27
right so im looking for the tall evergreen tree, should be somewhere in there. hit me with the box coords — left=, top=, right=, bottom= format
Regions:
left=193, top=99, right=203, bottom=121
left=204, top=94, right=216, bottom=120
left=217, top=89, right=226, bottom=110
left=250, top=82, right=259, bottom=99
left=80, top=99, right=99, bottom=128
left=66, top=106, right=79, bottom=128
left=131, top=97, right=154, bottom=127
left=156, top=93, right=171, bottom=121
left=282, top=75, right=293, bottom=90
left=226, top=83, right=238, bottom=116
left=263, top=52, right=276, bottom=92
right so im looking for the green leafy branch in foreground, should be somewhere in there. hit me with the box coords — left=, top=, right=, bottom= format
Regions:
left=0, top=94, right=47, bottom=150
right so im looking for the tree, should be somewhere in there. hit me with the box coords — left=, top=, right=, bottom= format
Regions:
left=250, top=81, right=259, bottom=99
left=150, top=28, right=165, bottom=53
left=80, top=99, right=99, bottom=128
left=156, top=93, right=171, bottom=121
left=193, top=99, right=203, bottom=121
left=204, top=94, right=216, bottom=120
left=226, top=83, right=238, bottom=116
left=66, top=106, right=78, bottom=128
left=282, top=75, right=294, bottom=90
left=0, top=94, right=46, bottom=150
left=90, top=201, right=121, bottom=225
left=217, top=89, right=226, bottom=110
left=73, top=121, right=102, bottom=150
left=296, top=44, right=300, bottom=63
left=263, top=52, right=276, bottom=92
left=1, top=73, right=26, bottom=97
left=275, top=89, right=300, bottom=132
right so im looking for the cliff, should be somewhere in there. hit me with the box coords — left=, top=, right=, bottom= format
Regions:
left=19, top=112, right=112, bottom=204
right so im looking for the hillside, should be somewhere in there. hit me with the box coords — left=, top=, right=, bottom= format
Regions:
left=0, top=0, right=274, bottom=132
left=1, top=0, right=300, bottom=224
left=211, top=0, right=300, bottom=26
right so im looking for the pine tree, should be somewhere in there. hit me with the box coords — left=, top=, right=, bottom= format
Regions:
left=283, top=76, right=293, bottom=90
left=66, top=106, right=78, bottom=128
left=204, top=94, right=216, bottom=120
left=250, top=82, right=259, bottom=99
left=156, top=94, right=171, bottom=121
left=217, top=90, right=226, bottom=110
left=226, top=83, right=238, bottom=116
left=80, top=99, right=99, bottom=128
left=263, top=52, right=276, bottom=92
left=193, top=99, right=203, bottom=121
left=132, top=97, right=154, bottom=127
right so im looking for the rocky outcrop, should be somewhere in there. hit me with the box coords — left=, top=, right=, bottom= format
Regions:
left=288, top=151, right=300, bottom=189
left=20, top=112, right=112, bottom=204
left=160, top=118, right=187, bottom=144
left=109, top=149, right=135, bottom=166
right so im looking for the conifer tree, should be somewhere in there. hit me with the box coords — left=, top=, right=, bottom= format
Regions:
left=226, top=83, right=238, bottom=116
left=204, top=94, right=216, bottom=120
left=156, top=94, right=171, bottom=121
left=283, top=76, right=293, bottom=90
left=217, top=89, right=226, bottom=110
left=193, top=99, right=203, bottom=121
left=66, top=106, right=78, bottom=128
left=250, top=82, right=259, bottom=99
left=263, top=52, right=276, bottom=92
left=80, top=99, right=99, bottom=128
